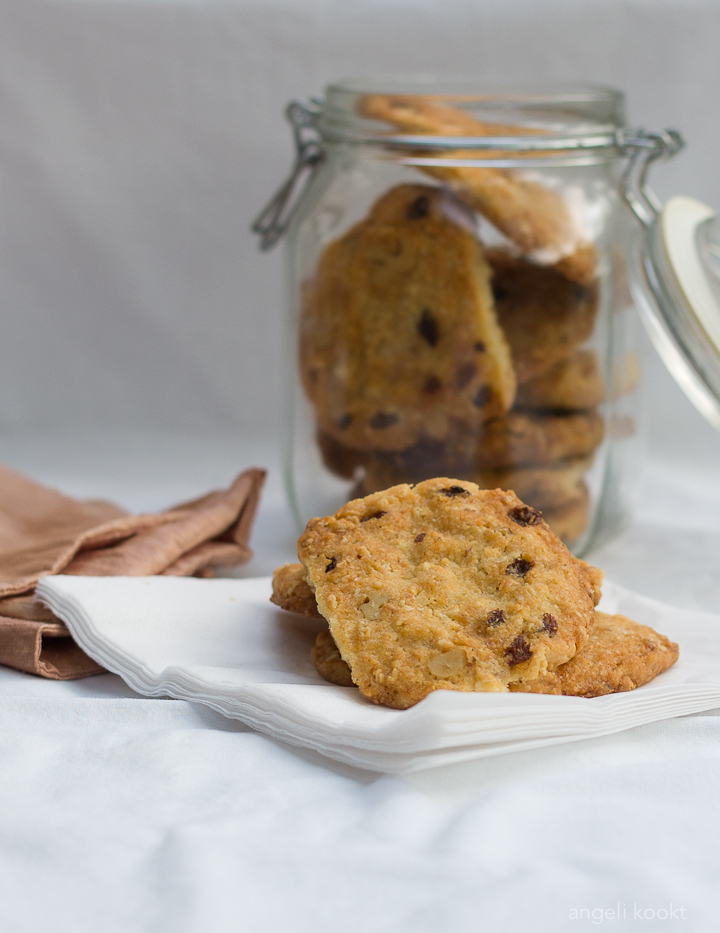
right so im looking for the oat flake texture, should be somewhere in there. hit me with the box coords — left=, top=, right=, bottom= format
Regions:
left=298, top=478, right=598, bottom=709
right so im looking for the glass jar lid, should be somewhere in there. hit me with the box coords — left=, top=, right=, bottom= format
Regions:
left=623, top=136, right=720, bottom=431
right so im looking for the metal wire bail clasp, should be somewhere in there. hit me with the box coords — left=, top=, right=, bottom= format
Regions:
left=252, top=100, right=325, bottom=250
left=619, top=128, right=684, bottom=226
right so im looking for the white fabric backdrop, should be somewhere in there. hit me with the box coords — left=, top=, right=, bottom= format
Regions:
left=2, top=5, right=720, bottom=929
left=1, top=0, right=720, bottom=457
left=0, top=430, right=719, bottom=931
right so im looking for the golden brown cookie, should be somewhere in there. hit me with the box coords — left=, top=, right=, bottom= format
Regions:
left=331, top=410, right=602, bottom=489
left=354, top=455, right=592, bottom=514
left=317, top=430, right=365, bottom=480
left=311, top=629, right=355, bottom=687
left=361, top=93, right=542, bottom=138
left=339, top=434, right=467, bottom=491
left=510, top=611, right=678, bottom=696
left=477, top=461, right=591, bottom=512
left=367, top=479, right=591, bottom=547
left=273, top=523, right=603, bottom=616
left=515, top=350, right=604, bottom=411
left=270, top=563, right=321, bottom=618
left=298, top=478, right=598, bottom=709
left=351, top=463, right=593, bottom=545
left=472, top=412, right=604, bottom=471
left=313, top=609, right=676, bottom=696
left=360, top=94, right=596, bottom=285
left=302, top=184, right=516, bottom=452
left=487, top=248, right=599, bottom=384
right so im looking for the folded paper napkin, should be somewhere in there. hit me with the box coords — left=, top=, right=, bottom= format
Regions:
left=0, top=463, right=265, bottom=679
left=35, top=573, right=720, bottom=773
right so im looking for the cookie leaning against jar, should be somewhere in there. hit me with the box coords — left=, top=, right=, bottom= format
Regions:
left=296, top=478, right=599, bottom=709
left=300, top=183, right=516, bottom=453
left=359, top=94, right=597, bottom=286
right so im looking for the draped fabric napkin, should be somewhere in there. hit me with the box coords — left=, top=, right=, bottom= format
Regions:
left=35, top=574, right=720, bottom=773
left=0, top=464, right=265, bottom=680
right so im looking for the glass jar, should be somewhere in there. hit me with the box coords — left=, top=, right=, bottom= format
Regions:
left=254, top=77, right=686, bottom=555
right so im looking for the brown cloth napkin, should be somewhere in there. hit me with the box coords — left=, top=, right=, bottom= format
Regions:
left=0, top=463, right=265, bottom=680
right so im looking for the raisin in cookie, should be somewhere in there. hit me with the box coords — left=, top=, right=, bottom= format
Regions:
left=297, top=478, right=598, bottom=709
left=487, top=248, right=599, bottom=384
left=301, top=184, right=516, bottom=452
left=360, top=94, right=596, bottom=285
left=510, top=611, right=678, bottom=696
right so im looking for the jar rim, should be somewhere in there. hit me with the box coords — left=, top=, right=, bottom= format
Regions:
left=318, top=76, right=625, bottom=154
left=326, top=75, right=624, bottom=108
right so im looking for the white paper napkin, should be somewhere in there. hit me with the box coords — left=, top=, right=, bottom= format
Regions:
left=35, top=575, right=720, bottom=773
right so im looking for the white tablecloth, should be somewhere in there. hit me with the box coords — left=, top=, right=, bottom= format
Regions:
left=2, top=0, right=720, bottom=925
left=1, top=433, right=719, bottom=932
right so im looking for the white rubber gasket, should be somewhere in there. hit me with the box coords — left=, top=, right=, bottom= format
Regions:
left=660, top=195, right=720, bottom=353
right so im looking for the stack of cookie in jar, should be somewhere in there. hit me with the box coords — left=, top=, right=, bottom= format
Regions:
left=300, top=95, right=611, bottom=543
